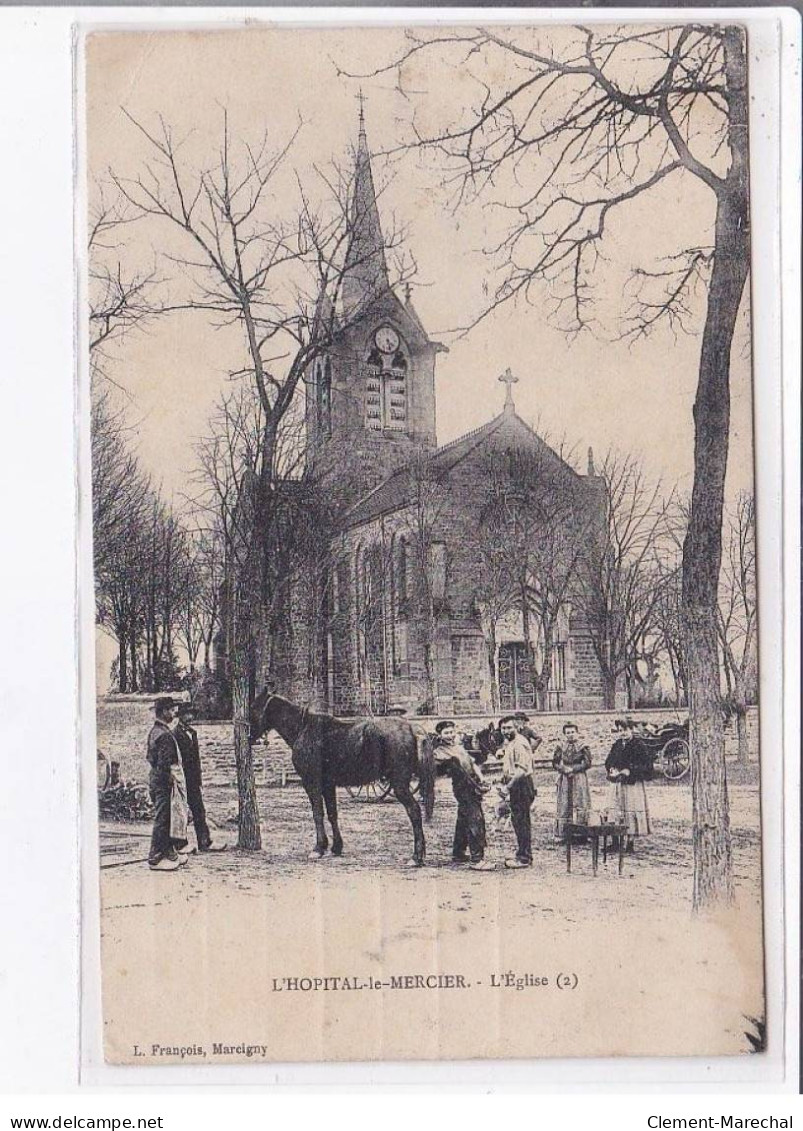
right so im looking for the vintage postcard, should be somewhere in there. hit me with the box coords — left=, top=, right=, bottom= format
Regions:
left=86, top=23, right=765, bottom=1064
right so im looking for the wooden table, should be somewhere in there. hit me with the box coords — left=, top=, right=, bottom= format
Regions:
left=565, top=822, right=628, bottom=876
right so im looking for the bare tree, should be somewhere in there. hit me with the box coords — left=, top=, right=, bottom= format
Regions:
left=471, top=544, right=516, bottom=712
left=95, top=474, right=193, bottom=694
left=718, top=492, right=757, bottom=763
left=477, top=443, right=593, bottom=711
left=575, top=452, right=672, bottom=710
left=138, top=497, right=191, bottom=691
left=399, top=453, right=451, bottom=711
left=176, top=525, right=226, bottom=673
left=89, top=182, right=166, bottom=599
left=651, top=500, right=689, bottom=706
left=90, top=385, right=148, bottom=585
left=109, top=107, right=410, bottom=847
left=175, top=538, right=206, bottom=674
left=628, top=615, right=666, bottom=707
left=367, top=24, right=748, bottom=907
left=112, top=106, right=413, bottom=846
left=88, top=182, right=164, bottom=373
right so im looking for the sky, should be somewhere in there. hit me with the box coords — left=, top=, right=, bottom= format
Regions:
left=86, top=25, right=757, bottom=508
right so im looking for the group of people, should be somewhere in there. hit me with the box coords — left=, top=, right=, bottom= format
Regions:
left=146, top=696, right=225, bottom=871
left=432, top=714, right=654, bottom=871
left=552, top=716, right=653, bottom=851
left=143, top=697, right=653, bottom=872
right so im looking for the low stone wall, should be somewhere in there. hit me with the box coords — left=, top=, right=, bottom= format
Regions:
left=95, top=695, right=759, bottom=789
left=421, top=706, right=759, bottom=766
left=96, top=696, right=289, bottom=788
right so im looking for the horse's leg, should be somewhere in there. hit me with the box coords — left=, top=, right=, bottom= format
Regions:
left=391, top=776, right=425, bottom=866
left=302, top=777, right=328, bottom=858
left=323, top=782, right=343, bottom=857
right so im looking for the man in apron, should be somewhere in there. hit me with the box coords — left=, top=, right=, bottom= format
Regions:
left=146, top=697, right=189, bottom=871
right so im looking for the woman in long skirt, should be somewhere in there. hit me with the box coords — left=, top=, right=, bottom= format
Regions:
left=552, top=721, right=592, bottom=839
left=605, top=719, right=652, bottom=851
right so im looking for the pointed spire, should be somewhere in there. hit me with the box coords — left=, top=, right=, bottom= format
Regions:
left=357, top=87, right=366, bottom=139
left=341, top=99, right=390, bottom=320
left=587, top=446, right=596, bottom=476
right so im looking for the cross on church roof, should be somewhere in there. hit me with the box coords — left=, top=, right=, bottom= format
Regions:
left=498, top=367, right=518, bottom=413
left=357, top=88, right=366, bottom=136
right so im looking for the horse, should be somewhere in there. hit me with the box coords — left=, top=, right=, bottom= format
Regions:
left=250, top=692, right=436, bottom=866
left=463, top=719, right=543, bottom=763
left=462, top=722, right=503, bottom=765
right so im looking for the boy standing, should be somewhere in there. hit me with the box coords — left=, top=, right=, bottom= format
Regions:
left=434, top=720, right=494, bottom=871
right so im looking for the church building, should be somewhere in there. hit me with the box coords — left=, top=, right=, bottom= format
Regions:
left=270, top=112, right=609, bottom=717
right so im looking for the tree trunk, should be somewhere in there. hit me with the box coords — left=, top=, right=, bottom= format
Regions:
left=231, top=596, right=262, bottom=850
left=117, top=631, right=128, bottom=693
left=309, top=574, right=328, bottom=711
left=735, top=704, right=749, bottom=765
left=423, top=639, right=437, bottom=713
left=601, top=669, right=617, bottom=711
left=129, top=631, right=138, bottom=692
left=684, top=605, right=733, bottom=908
left=422, top=595, right=438, bottom=711
left=733, top=670, right=749, bottom=764
left=681, top=28, right=749, bottom=911
left=536, top=625, right=554, bottom=712
left=667, top=650, right=680, bottom=705
left=486, top=632, right=499, bottom=712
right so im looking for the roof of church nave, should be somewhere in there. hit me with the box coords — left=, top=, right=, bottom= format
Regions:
left=344, top=404, right=593, bottom=531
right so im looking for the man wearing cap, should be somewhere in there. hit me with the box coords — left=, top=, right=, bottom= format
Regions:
left=146, top=697, right=189, bottom=872
left=499, top=715, right=536, bottom=868
left=513, top=712, right=543, bottom=754
left=433, top=721, right=494, bottom=870
left=174, top=702, right=225, bottom=853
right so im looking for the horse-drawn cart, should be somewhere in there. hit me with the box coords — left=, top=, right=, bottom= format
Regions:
left=343, top=717, right=691, bottom=800
left=345, top=721, right=431, bottom=802
left=643, top=721, right=691, bottom=781
left=345, top=779, right=395, bottom=801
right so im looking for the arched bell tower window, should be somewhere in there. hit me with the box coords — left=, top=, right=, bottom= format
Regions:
left=365, top=327, right=408, bottom=433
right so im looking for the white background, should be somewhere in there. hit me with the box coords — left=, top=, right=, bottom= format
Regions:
left=0, top=5, right=799, bottom=1119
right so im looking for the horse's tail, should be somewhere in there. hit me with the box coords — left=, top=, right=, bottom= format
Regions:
left=416, top=732, right=436, bottom=822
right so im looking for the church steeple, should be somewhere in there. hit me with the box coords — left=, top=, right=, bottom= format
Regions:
left=307, top=96, right=440, bottom=486
left=340, top=100, right=390, bottom=320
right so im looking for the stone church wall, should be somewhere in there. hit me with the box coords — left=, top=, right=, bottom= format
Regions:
left=322, top=448, right=611, bottom=716
left=268, top=419, right=611, bottom=715
left=567, top=633, right=608, bottom=709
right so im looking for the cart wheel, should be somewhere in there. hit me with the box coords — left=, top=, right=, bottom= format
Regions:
left=660, top=738, right=690, bottom=781
left=346, top=779, right=394, bottom=802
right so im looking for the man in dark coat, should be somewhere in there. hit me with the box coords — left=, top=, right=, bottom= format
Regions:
left=433, top=721, right=494, bottom=870
left=146, top=697, right=187, bottom=871
left=174, top=702, right=225, bottom=853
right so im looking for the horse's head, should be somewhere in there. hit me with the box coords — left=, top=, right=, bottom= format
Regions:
left=472, top=722, right=503, bottom=764
left=250, top=686, right=279, bottom=742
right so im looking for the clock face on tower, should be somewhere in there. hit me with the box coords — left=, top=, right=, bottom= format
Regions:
left=374, top=325, right=399, bottom=354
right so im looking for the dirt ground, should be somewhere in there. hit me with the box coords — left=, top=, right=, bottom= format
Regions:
left=101, top=758, right=762, bottom=883
left=98, top=761, right=765, bottom=1065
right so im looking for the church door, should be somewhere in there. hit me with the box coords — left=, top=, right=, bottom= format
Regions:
left=498, top=643, right=536, bottom=712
